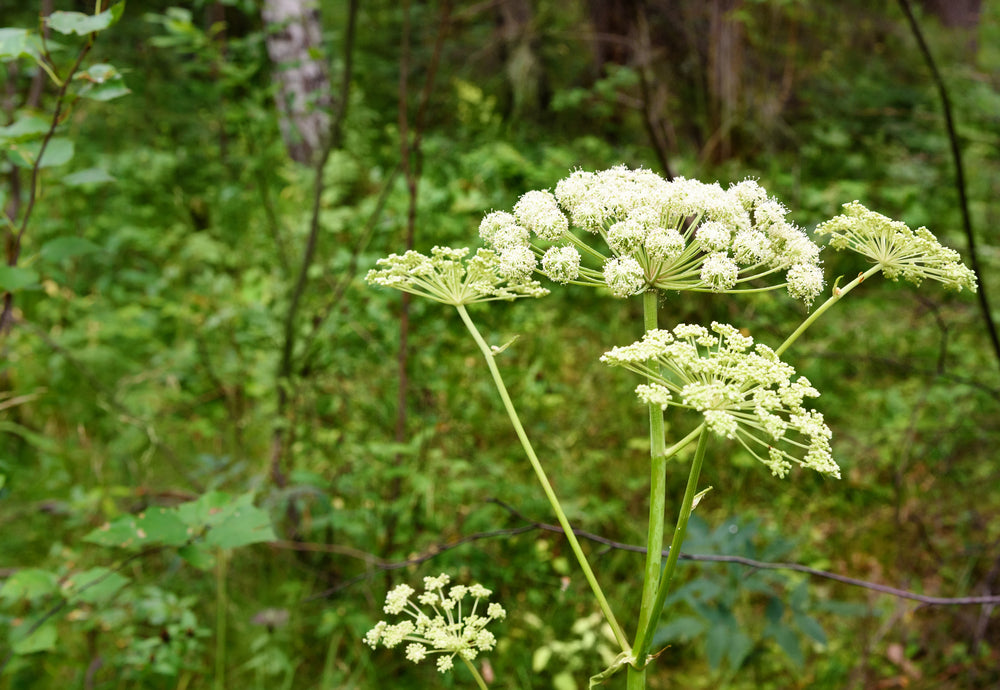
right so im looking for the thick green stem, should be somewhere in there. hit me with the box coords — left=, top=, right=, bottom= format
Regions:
left=460, top=655, right=489, bottom=690
left=776, top=265, right=881, bottom=357
left=627, top=291, right=667, bottom=687
left=454, top=305, right=630, bottom=653
left=643, top=426, right=709, bottom=644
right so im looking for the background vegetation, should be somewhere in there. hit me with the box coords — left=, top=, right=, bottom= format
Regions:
left=1, top=0, right=999, bottom=688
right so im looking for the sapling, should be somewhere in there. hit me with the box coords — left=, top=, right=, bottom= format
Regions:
left=365, top=166, right=976, bottom=687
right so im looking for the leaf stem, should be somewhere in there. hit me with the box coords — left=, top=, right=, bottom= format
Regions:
left=454, top=304, right=630, bottom=654
left=460, top=656, right=489, bottom=690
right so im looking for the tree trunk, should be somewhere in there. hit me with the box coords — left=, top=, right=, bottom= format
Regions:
left=261, top=0, right=332, bottom=164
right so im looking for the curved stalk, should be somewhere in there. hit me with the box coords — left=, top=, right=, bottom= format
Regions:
left=460, top=655, right=489, bottom=690
left=776, top=265, right=882, bottom=357
left=454, top=305, right=630, bottom=653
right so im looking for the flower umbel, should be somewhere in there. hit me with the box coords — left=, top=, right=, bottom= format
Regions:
left=364, top=573, right=507, bottom=675
left=365, top=246, right=549, bottom=306
left=601, top=322, right=840, bottom=479
left=815, top=201, right=977, bottom=292
left=479, top=167, right=825, bottom=304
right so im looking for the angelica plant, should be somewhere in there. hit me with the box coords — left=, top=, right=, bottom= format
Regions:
left=365, top=166, right=976, bottom=688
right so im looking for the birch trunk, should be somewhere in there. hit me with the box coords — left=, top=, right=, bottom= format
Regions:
left=261, top=0, right=331, bottom=164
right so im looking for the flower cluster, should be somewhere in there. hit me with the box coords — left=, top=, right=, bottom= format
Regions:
left=365, top=245, right=549, bottom=305
left=815, top=201, right=977, bottom=292
left=601, top=322, right=840, bottom=479
left=364, top=573, right=507, bottom=674
left=479, top=166, right=825, bottom=304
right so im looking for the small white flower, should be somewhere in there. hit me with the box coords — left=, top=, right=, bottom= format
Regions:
left=603, top=255, right=646, bottom=297
left=515, top=190, right=569, bottom=241
left=786, top=262, right=825, bottom=306
left=816, top=201, right=977, bottom=292
left=700, top=253, right=739, bottom=291
left=602, top=322, right=839, bottom=478
left=541, top=245, right=581, bottom=283
left=364, top=573, right=506, bottom=675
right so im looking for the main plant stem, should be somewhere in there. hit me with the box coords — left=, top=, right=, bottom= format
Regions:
left=627, top=290, right=668, bottom=688
left=455, top=305, right=630, bottom=653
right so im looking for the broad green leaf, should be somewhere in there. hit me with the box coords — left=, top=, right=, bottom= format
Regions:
left=11, top=620, right=58, bottom=654
left=65, top=567, right=129, bottom=604
left=0, top=568, right=58, bottom=603
left=40, top=236, right=102, bottom=262
left=0, top=265, right=39, bottom=292
left=0, top=114, right=50, bottom=144
left=84, top=507, right=190, bottom=550
left=62, top=167, right=116, bottom=186
left=653, top=615, right=705, bottom=643
left=75, top=63, right=130, bottom=101
left=178, top=543, right=215, bottom=571
left=8, top=138, right=75, bottom=168
left=204, top=502, right=276, bottom=549
left=47, top=3, right=126, bottom=36
left=0, top=28, right=40, bottom=62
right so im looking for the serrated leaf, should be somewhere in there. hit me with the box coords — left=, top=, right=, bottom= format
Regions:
left=65, top=567, right=129, bottom=604
left=8, top=138, right=75, bottom=168
left=770, top=624, right=803, bottom=667
left=653, top=615, right=705, bottom=643
left=47, top=3, right=126, bottom=36
left=84, top=507, right=190, bottom=550
left=0, top=568, right=58, bottom=603
left=0, top=265, right=39, bottom=292
left=11, top=620, right=58, bottom=654
left=793, top=612, right=827, bottom=645
left=764, top=596, right=785, bottom=624
left=61, top=167, right=116, bottom=186
left=40, top=236, right=102, bottom=262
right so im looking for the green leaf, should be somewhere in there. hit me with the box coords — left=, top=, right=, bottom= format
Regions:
left=769, top=624, right=804, bottom=668
left=61, top=167, right=116, bottom=186
left=47, top=3, right=126, bottom=36
left=84, top=507, right=190, bottom=550
left=39, top=236, right=102, bottom=262
left=0, top=568, right=58, bottom=604
left=0, top=28, right=40, bottom=62
left=653, top=615, right=705, bottom=644
left=66, top=567, right=130, bottom=605
left=793, top=612, right=827, bottom=645
left=8, top=138, right=75, bottom=168
left=0, top=115, right=50, bottom=144
left=0, top=265, right=39, bottom=292
left=75, top=63, right=130, bottom=101
left=204, top=502, right=276, bottom=549
left=178, top=543, right=215, bottom=571
left=11, top=620, right=58, bottom=654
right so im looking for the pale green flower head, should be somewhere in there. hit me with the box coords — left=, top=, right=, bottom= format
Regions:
left=601, top=322, right=840, bottom=479
left=365, top=245, right=549, bottom=305
left=479, top=167, right=825, bottom=304
left=815, top=201, right=977, bottom=292
left=364, top=573, right=507, bottom=674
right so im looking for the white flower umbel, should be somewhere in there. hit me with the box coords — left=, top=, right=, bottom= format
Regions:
left=479, top=167, right=825, bottom=303
left=601, top=322, right=840, bottom=479
left=365, top=574, right=507, bottom=686
left=365, top=245, right=549, bottom=305
left=815, top=201, right=977, bottom=292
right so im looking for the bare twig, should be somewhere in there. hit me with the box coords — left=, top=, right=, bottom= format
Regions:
left=896, top=0, right=1000, bottom=374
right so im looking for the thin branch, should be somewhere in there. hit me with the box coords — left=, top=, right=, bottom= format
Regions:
left=896, top=0, right=1000, bottom=373
left=307, top=499, right=1000, bottom=608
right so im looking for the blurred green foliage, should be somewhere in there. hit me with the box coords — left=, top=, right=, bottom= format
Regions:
left=1, top=0, right=998, bottom=688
